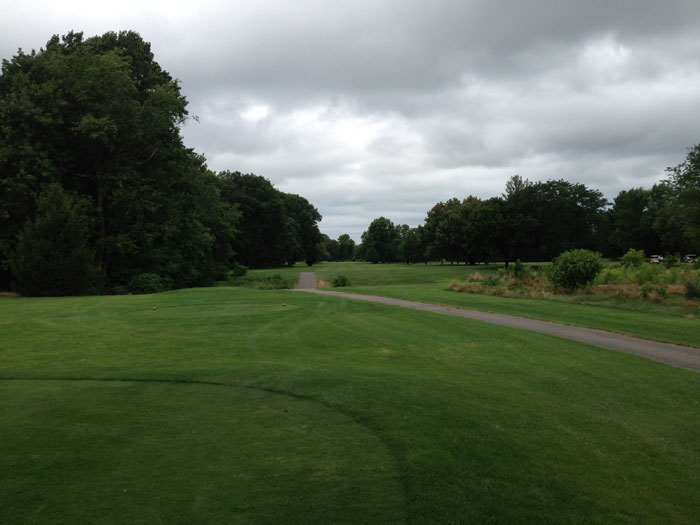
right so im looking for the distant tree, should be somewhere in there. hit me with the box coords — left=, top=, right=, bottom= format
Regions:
left=606, top=188, right=659, bottom=256
left=662, top=144, right=700, bottom=252
left=397, top=226, right=423, bottom=264
left=463, top=197, right=504, bottom=264
left=283, top=193, right=322, bottom=266
left=218, top=172, right=289, bottom=268
left=424, top=199, right=463, bottom=263
left=501, top=175, right=538, bottom=265
left=321, top=234, right=338, bottom=261
left=336, top=234, right=356, bottom=261
left=648, top=183, right=685, bottom=254
left=361, top=217, right=399, bottom=263
left=10, top=184, right=95, bottom=296
left=501, top=177, right=606, bottom=262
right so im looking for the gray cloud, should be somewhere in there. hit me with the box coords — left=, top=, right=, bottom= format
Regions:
left=3, top=0, right=700, bottom=240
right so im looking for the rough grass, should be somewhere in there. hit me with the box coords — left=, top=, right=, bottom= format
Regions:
left=2, top=288, right=700, bottom=522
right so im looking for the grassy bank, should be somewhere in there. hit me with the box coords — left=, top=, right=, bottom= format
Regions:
left=2, top=288, right=699, bottom=522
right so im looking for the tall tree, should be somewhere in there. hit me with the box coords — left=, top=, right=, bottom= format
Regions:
left=283, top=193, right=323, bottom=266
left=361, top=217, right=399, bottom=263
left=606, top=188, right=660, bottom=256
left=424, top=199, right=463, bottom=263
left=501, top=177, right=606, bottom=261
left=463, top=197, right=504, bottom=264
left=1, top=31, right=232, bottom=292
left=218, top=171, right=289, bottom=268
left=336, top=234, right=356, bottom=261
left=662, top=144, right=700, bottom=252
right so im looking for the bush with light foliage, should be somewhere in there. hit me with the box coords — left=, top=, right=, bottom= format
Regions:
left=549, top=249, right=603, bottom=290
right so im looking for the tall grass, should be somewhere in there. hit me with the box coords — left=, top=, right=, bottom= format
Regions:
left=449, top=260, right=700, bottom=303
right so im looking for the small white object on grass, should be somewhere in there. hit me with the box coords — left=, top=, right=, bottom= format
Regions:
left=153, top=306, right=157, bottom=310
left=283, top=303, right=286, bottom=307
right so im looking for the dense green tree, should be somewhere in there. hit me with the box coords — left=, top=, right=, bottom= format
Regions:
left=336, top=234, right=356, bottom=261
left=283, top=193, right=323, bottom=266
left=218, top=172, right=322, bottom=268
left=218, top=172, right=289, bottom=268
left=606, top=188, right=660, bottom=256
left=1, top=31, right=235, bottom=293
left=397, top=226, right=424, bottom=264
left=648, top=183, right=685, bottom=255
left=321, top=234, right=339, bottom=261
left=462, top=197, right=504, bottom=264
left=361, top=217, right=399, bottom=263
left=9, top=184, right=95, bottom=296
left=500, top=176, right=539, bottom=265
left=662, top=144, right=700, bottom=252
left=424, top=199, right=463, bottom=263
left=501, top=177, right=606, bottom=262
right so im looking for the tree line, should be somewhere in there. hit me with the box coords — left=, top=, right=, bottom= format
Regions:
left=357, top=152, right=700, bottom=265
left=0, top=31, right=321, bottom=295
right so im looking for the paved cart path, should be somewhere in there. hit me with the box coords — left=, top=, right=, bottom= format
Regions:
left=297, top=272, right=318, bottom=289
left=295, top=273, right=700, bottom=372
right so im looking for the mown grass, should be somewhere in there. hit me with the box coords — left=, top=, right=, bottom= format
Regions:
left=242, top=261, right=700, bottom=347
left=2, top=287, right=700, bottom=522
left=238, top=260, right=500, bottom=287
left=349, top=284, right=700, bottom=348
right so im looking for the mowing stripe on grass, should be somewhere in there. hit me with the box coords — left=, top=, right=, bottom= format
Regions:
left=298, top=289, right=700, bottom=372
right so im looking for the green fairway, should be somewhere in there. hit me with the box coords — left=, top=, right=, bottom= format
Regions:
left=241, top=260, right=500, bottom=287
left=243, top=262, right=700, bottom=348
left=2, top=287, right=700, bottom=523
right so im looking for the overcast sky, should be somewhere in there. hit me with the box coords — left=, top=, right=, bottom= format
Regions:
left=2, top=1, right=700, bottom=240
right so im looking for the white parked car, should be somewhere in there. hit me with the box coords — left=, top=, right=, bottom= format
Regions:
left=649, top=255, right=664, bottom=264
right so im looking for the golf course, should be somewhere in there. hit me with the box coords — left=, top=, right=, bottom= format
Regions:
left=2, top=262, right=699, bottom=523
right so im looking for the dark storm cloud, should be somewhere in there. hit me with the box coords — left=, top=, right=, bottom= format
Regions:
left=2, top=0, right=700, bottom=240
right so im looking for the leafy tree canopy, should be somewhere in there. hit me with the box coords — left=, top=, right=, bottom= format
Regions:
left=0, top=31, right=237, bottom=292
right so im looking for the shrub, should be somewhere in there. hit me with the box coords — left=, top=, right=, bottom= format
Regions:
left=664, top=253, right=680, bottom=269
left=513, top=259, right=526, bottom=279
left=633, top=263, right=663, bottom=285
left=656, top=284, right=668, bottom=299
left=620, top=248, right=646, bottom=268
left=683, top=275, right=700, bottom=300
left=253, top=274, right=294, bottom=290
left=596, top=266, right=625, bottom=285
left=229, top=262, right=248, bottom=278
left=549, top=249, right=603, bottom=290
left=128, top=273, right=169, bottom=294
left=332, top=275, right=350, bottom=287
left=483, top=274, right=501, bottom=287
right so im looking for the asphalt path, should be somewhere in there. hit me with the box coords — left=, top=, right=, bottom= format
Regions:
left=295, top=273, right=700, bottom=372
left=298, top=272, right=318, bottom=289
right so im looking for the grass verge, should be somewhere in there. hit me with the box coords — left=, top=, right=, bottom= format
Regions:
left=349, top=284, right=700, bottom=348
